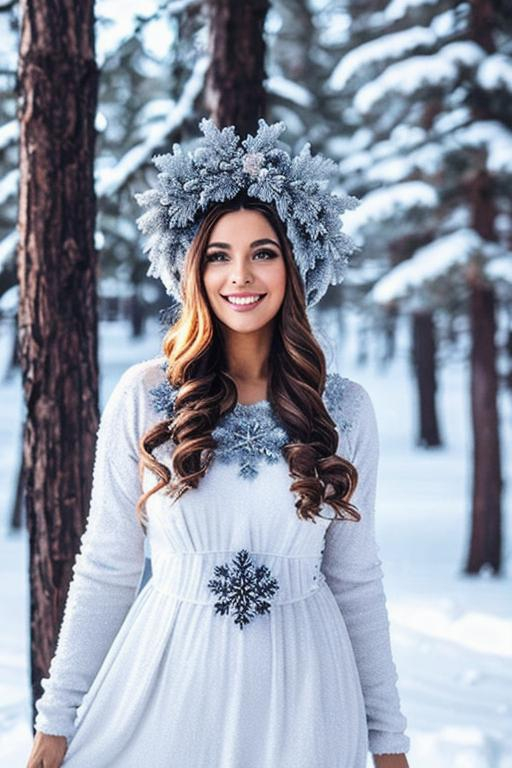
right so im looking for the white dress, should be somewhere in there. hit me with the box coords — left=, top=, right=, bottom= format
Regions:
left=34, top=355, right=410, bottom=767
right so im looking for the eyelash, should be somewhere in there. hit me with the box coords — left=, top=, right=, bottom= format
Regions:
left=205, top=249, right=278, bottom=263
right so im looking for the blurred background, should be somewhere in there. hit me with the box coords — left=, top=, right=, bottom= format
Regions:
left=0, top=0, right=511, bottom=765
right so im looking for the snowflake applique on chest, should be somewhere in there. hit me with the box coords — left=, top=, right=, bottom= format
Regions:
left=148, top=363, right=356, bottom=480
left=211, top=400, right=289, bottom=479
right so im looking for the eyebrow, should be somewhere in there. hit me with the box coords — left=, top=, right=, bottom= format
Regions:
left=206, top=238, right=280, bottom=250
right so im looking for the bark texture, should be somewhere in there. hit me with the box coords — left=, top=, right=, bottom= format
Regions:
left=16, top=0, right=100, bottom=725
left=205, top=0, right=269, bottom=133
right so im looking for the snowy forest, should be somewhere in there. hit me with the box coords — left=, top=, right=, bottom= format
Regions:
left=0, top=0, right=511, bottom=765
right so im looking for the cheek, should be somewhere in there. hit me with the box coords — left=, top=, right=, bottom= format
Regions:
left=202, top=268, right=220, bottom=297
left=269, top=262, right=287, bottom=296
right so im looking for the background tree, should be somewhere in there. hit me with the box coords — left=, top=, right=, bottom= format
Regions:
left=204, top=0, right=269, bottom=133
left=323, top=0, right=511, bottom=573
left=16, top=0, right=99, bottom=726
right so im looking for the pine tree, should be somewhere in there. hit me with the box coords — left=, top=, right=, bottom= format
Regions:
left=323, top=0, right=510, bottom=573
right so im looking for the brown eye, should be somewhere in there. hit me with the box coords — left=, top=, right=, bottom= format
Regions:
left=205, top=251, right=227, bottom=262
left=254, top=250, right=278, bottom=260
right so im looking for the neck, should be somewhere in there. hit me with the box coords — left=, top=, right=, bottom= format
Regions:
left=221, top=324, right=273, bottom=383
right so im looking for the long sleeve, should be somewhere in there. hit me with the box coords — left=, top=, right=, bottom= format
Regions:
left=34, top=362, right=149, bottom=740
left=321, top=380, right=410, bottom=755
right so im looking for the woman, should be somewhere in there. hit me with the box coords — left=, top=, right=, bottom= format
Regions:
left=27, top=119, right=411, bottom=768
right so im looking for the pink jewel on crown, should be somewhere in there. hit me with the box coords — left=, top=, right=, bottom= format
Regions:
left=242, top=151, right=265, bottom=178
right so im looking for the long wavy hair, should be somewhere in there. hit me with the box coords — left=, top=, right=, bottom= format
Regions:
left=135, top=191, right=360, bottom=531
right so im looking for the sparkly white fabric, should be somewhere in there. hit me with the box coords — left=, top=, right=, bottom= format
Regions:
left=34, top=355, right=410, bottom=767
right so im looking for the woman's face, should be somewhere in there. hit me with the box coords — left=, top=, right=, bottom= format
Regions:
left=202, top=208, right=287, bottom=333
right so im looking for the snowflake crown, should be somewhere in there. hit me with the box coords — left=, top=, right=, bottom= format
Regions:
left=134, top=117, right=361, bottom=308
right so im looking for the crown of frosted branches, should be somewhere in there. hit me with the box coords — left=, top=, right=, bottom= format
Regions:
left=134, top=118, right=361, bottom=308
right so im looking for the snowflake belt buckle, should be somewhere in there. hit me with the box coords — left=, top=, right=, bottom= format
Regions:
left=207, top=549, right=280, bottom=630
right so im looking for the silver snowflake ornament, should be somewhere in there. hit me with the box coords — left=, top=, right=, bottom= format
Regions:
left=212, top=401, right=289, bottom=479
left=207, top=549, right=280, bottom=630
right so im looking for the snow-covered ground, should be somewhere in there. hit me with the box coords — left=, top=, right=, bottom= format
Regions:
left=1, top=312, right=510, bottom=767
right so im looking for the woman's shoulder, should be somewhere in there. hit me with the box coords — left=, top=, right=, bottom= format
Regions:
left=107, top=354, right=169, bottom=424
left=324, top=371, right=373, bottom=436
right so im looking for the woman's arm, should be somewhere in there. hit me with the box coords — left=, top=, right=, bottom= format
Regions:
left=373, top=754, right=410, bottom=767
left=33, top=362, right=150, bottom=740
left=321, top=380, right=410, bottom=759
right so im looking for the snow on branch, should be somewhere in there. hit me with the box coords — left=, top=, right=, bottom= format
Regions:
left=342, top=181, right=438, bottom=243
left=265, top=76, right=315, bottom=108
left=450, top=120, right=512, bottom=174
left=328, top=26, right=436, bottom=92
left=368, top=0, right=447, bottom=27
left=0, top=169, right=18, bottom=205
left=95, top=54, right=209, bottom=198
left=476, top=54, right=512, bottom=95
left=0, top=119, right=18, bottom=150
left=96, top=0, right=201, bottom=65
left=370, top=229, right=506, bottom=304
left=354, top=42, right=485, bottom=114
left=327, top=6, right=467, bottom=92
left=0, top=230, right=17, bottom=272
left=486, top=257, right=512, bottom=284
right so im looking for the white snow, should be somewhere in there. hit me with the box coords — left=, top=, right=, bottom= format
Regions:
left=432, top=105, right=471, bottom=134
left=326, top=6, right=468, bottom=94
left=370, top=0, right=438, bottom=26
left=451, top=121, right=512, bottom=174
left=0, top=170, right=18, bottom=206
left=342, top=181, right=438, bottom=242
left=477, top=53, right=512, bottom=94
left=95, top=0, right=171, bottom=65
left=265, top=76, right=315, bottom=108
left=327, top=26, right=436, bottom=92
left=369, top=229, right=506, bottom=304
left=486, top=256, right=512, bottom=284
left=428, top=6, right=469, bottom=38
left=0, top=120, right=19, bottom=151
left=139, top=15, right=177, bottom=61
left=317, top=10, right=350, bottom=47
left=365, top=144, right=442, bottom=183
left=0, top=231, right=18, bottom=272
left=325, top=127, right=373, bottom=160
left=135, top=98, right=177, bottom=125
left=0, top=285, right=18, bottom=315
left=354, top=42, right=485, bottom=114
left=1, top=313, right=511, bottom=766
left=95, top=55, right=209, bottom=197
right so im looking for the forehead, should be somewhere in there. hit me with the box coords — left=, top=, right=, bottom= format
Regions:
left=208, top=209, right=278, bottom=243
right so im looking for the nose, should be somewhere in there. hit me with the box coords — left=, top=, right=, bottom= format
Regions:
left=230, top=258, right=253, bottom=285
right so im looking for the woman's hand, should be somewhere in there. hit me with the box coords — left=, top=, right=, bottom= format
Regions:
left=26, top=731, right=68, bottom=767
left=373, top=754, right=410, bottom=768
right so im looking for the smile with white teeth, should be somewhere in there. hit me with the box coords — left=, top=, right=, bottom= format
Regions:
left=224, top=294, right=265, bottom=305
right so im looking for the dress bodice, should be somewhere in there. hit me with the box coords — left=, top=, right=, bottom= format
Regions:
left=142, top=366, right=347, bottom=629
left=142, top=364, right=353, bottom=559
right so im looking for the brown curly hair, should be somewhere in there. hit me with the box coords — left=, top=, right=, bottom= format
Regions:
left=136, top=192, right=360, bottom=531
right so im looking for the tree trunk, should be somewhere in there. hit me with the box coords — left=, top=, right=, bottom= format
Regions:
left=129, top=291, right=145, bottom=338
left=205, top=0, right=269, bottom=132
left=16, top=0, right=99, bottom=728
left=463, top=0, right=502, bottom=574
left=465, top=277, right=502, bottom=574
left=411, top=310, right=441, bottom=447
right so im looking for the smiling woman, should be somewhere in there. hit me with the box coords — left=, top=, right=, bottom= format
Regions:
left=30, top=119, right=410, bottom=768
